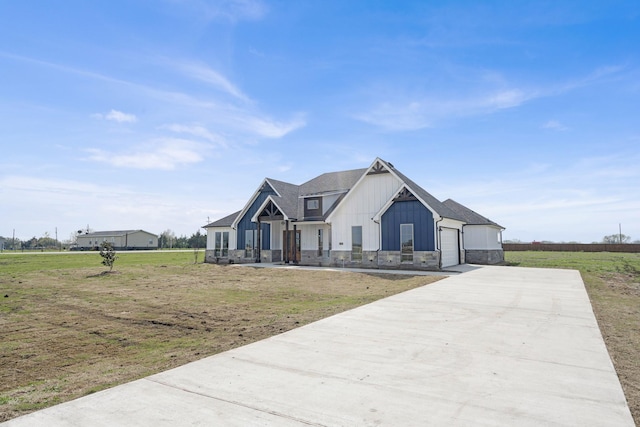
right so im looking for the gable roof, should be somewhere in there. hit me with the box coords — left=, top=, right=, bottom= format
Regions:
left=389, top=165, right=465, bottom=221
left=208, top=158, right=495, bottom=227
left=442, top=199, right=504, bottom=228
left=203, top=210, right=241, bottom=228
left=299, top=168, right=367, bottom=197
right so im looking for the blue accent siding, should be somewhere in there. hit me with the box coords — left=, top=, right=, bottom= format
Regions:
left=237, top=188, right=274, bottom=251
left=381, top=201, right=435, bottom=251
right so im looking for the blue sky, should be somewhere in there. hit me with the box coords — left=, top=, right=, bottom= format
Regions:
left=1, top=0, right=638, bottom=243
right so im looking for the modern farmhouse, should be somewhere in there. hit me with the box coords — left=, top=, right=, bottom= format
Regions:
left=204, top=158, right=504, bottom=270
left=75, top=230, right=158, bottom=250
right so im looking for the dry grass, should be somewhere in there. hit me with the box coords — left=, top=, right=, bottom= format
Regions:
left=0, top=253, right=441, bottom=422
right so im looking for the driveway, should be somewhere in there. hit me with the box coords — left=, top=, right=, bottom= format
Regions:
left=3, top=266, right=633, bottom=426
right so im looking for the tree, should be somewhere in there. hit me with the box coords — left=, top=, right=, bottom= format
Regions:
left=159, top=229, right=176, bottom=249
left=188, top=230, right=206, bottom=249
left=99, top=242, right=118, bottom=271
left=602, top=234, right=631, bottom=244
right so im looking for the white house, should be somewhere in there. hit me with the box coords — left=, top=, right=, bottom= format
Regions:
left=204, top=158, right=504, bottom=270
left=75, top=230, right=158, bottom=250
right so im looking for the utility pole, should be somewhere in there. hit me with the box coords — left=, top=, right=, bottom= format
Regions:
left=619, top=223, right=623, bottom=244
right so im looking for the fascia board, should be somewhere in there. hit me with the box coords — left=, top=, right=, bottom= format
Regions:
left=263, top=178, right=283, bottom=197
left=298, top=189, right=348, bottom=198
left=250, top=195, right=290, bottom=223
left=231, top=179, right=274, bottom=229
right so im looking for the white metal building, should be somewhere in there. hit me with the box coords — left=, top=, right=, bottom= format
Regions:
left=75, top=230, right=158, bottom=250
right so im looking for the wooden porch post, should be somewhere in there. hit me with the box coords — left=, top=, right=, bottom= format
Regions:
left=285, top=220, right=289, bottom=264
left=256, top=220, right=261, bottom=263
left=293, top=223, right=297, bottom=264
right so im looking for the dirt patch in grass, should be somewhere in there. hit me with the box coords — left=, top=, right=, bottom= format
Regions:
left=0, top=260, right=441, bottom=422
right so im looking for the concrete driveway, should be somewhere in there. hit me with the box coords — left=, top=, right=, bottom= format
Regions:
left=3, top=266, right=634, bottom=426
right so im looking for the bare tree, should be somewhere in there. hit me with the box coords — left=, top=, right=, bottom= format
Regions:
left=602, top=234, right=631, bottom=244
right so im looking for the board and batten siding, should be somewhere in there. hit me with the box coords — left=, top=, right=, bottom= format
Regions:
left=299, top=224, right=330, bottom=251
left=463, top=225, right=502, bottom=250
left=329, top=173, right=401, bottom=252
left=236, top=189, right=274, bottom=251
left=381, top=200, right=435, bottom=251
left=206, top=227, right=236, bottom=252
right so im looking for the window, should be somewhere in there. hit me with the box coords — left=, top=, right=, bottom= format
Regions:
left=351, top=226, right=362, bottom=261
left=307, top=199, right=319, bottom=210
left=245, top=230, right=257, bottom=258
left=222, top=232, right=229, bottom=256
left=400, top=224, right=414, bottom=262
left=214, top=231, right=229, bottom=256
left=317, top=229, right=323, bottom=257
left=214, top=232, right=222, bottom=256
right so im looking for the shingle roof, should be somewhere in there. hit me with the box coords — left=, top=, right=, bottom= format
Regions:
left=442, top=199, right=504, bottom=228
left=388, top=165, right=466, bottom=221
left=265, top=178, right=300, bottom=220
left=209, top=159, right=492, bottom=227
left=203, top=211, right=241, bottom=228
left=299, top=168, right=367, bottom=196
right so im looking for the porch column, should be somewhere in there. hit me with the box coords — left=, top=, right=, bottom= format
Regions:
left=285, top=220, right=289, bottom=264
left=293, top=223, right=297, bottom=264
left=256, top=220, right=261, bottom=263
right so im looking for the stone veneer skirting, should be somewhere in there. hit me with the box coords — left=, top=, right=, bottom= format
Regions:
left=465, top=249, right=504, bottom=265
left=206, top=249, right=504, bottom=268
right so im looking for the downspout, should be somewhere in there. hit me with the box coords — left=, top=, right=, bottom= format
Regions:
left=461, top=224, right=466, bottom=265
left=435, top=217, right=443, bottom=269
left=372, top=217, right=380, bottom=269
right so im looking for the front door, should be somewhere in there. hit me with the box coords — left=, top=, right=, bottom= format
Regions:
left=283, top=230, right=301, bottom=263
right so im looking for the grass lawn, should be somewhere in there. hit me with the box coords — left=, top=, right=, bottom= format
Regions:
left=506, top=251, right=640, bottom=424
left=0, top=251, right=442, bottom=422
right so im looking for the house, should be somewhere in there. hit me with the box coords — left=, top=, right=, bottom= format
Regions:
left=75, top=230, right=158, bottom=250
left=203, top=158, right=504, bottom=270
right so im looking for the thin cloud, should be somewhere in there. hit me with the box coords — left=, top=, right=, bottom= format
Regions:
left=85, top=138, right=209, bottom=170
left=231, top=112, right=307, bottom=138
left=162, top=123, right=227, bottom=147
left=354, top=88, right=537, bottom=131
left=542, top=120, right=568, bottom=131
left=166, top=0, right=267, bottom=22
left=92, top=109, right=138, bottom=123
left=354, top=65, right=623, bottom=131
left=173, top=61, right=250, bottom=101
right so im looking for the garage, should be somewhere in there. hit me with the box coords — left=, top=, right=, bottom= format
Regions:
left=440, top=228, right=460, bottom=267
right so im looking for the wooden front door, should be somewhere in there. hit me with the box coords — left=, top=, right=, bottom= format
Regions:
left=283, top=230, right=301, bottom=263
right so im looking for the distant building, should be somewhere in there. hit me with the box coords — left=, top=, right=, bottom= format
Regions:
left=75, top=230, right=158, bottom=250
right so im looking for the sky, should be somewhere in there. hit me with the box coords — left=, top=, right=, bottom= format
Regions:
left=1, top=0, right=639, bottom=244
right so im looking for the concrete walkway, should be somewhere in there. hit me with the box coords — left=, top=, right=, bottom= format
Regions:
left=4, top=266, right=634, bottom=426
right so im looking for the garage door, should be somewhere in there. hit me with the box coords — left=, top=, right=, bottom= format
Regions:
left=441, top=228, right=460, bottom=268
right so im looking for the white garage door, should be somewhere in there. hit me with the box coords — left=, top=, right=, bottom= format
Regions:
left=441, top=228, right=460, bottom=268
